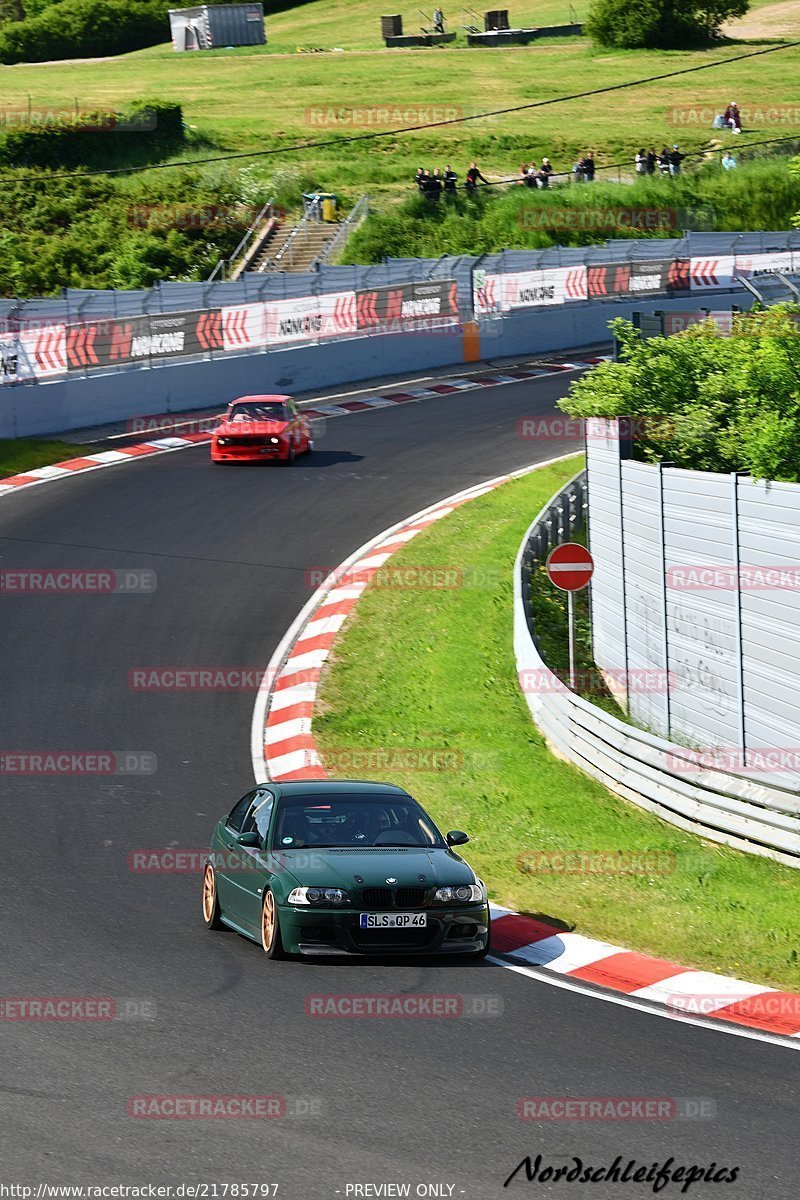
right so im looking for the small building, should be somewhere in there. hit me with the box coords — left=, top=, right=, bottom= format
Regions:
left=169, top=3, right=266, bottom=51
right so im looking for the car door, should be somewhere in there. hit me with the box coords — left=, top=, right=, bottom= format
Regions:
left=212, top=788, right=259, bottom=913
left=226, top=788, right=275, bottom=931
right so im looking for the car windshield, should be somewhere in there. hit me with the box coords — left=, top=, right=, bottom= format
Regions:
left=271, top=794, right=445, bottom=849
left=228, top=402, right=288, bottom=422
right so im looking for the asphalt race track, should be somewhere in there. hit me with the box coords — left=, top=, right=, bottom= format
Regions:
left=0, top=374, right=796, bottom=1198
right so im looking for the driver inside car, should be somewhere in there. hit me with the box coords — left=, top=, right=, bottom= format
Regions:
left=350, top=808, right=391, bottom=844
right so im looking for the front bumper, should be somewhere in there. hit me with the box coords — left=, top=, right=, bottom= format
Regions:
left=211, top=441, right=286, bottom=462
left=280, top=903, right=490, bottom=957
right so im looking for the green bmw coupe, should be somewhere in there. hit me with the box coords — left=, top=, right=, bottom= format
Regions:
left=202, top=780, right=491, bottom=958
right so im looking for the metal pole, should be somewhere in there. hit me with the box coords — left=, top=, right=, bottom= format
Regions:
left=568, top=591, right=576, bottom=690
left=658, top=461, right=671, bottom=737
left=731, top=471, right=746, bottom=764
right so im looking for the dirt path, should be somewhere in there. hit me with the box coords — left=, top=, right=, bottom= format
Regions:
left=724, top=0, right=800, bottom=38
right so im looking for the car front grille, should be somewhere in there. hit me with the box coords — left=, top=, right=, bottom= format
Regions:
left=222, top=436, right=275, bottom=447
left=360, top=887, right=393, bottom=908
left=358, top=886, right=427, bottom=909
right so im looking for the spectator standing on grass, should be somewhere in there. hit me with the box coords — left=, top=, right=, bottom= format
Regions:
left=658, top=146, right=671, bottom=175
left=526, top=160, right=538, bottom=187
left=669, top=144, right=685, bottom=176
left=583, top=152, right=595, bottom=182
left=433, top=6, right=445, bottom=33
left=443, top=163, right=458, bottom=194
left=722, top=150, right=737, bottom=171
left=724, top=101, right=742, bottom=133
left=465, top=161, right=488, bottom=192
left=572, top=157, right=585, bottom=183
left=646, top=146, right=658, bottom=175
left=415, top=167, right=425, bottom=191
left=635, top=148, right=647, bottom=175
left=431, top=167, right=443, bottom=200
left=538, top=157, right=553, bottom=188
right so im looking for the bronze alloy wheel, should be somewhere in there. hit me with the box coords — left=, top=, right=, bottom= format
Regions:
left=202, top=864, right=223, bottom=929
left=260, top=888, right=285, bottom=958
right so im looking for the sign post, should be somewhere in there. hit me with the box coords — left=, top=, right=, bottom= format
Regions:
left=545, top=542, right=595, bottom=690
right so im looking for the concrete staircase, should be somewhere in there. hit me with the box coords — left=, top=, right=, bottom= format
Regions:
left=249, top=221, right=340, bottom=274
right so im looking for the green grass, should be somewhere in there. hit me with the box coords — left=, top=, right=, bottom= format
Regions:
left=314, top=455, right=800, bottom=989
left=2, top=15, right=799, bottom=203
left=0, top=437, right=87, bottom=478
left=340, top=158, right=800, bottom=260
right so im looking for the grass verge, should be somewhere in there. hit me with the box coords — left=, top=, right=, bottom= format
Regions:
left=0, top=438, right=88, bottom=479
left=314, top=454, right=800, bottom=988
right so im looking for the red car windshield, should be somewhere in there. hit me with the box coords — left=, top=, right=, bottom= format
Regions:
left=228, top=403, right=289, bottom=423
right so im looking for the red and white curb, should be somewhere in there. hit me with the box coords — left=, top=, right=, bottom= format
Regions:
left=489, top=903, right=800, bottom=1041
left=0, top=357, right=608, bottom=500
left=0, top=433, right=214, bottom=500
left=251, top=460, right=800, bottom=1048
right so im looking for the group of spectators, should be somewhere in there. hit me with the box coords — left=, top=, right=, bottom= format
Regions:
left=414, top=104, right=742, bottom=198
left=517, top=155, right=590, bottom=188
left=414, top=161, right=489, bottom=198
left=634, top=146, right=687, bottom=177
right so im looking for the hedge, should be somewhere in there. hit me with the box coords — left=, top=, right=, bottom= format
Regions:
left=0, top=0, right=171, bottom=64
left=0, top=101, right=184, bottom=168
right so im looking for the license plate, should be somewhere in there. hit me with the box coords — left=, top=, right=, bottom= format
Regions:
left=359, top=912, right=427, bottom=929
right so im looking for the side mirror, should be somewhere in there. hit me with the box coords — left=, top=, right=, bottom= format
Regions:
left=236, top=831, right=261, bottom=847
left=446, top=830, right=469, bottom=847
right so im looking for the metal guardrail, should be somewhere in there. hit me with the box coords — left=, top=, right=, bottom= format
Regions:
left=4, top=231, right=800, bottom=324
left=207, top=198, right=275, bottom=282
left=520, top=470, right=587, bottom=655
left=513, top=474, right=800, bottom=869
left=309, top=194, right=370, bottom=270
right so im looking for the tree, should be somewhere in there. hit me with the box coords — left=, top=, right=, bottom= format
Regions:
left=560, top=312, right=800, bottom=482
left=586, top=0, right=748, bottom=48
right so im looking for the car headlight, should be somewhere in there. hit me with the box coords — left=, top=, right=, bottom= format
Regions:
left=287, top=886, right=350, bottom=906
left=433, top=883, right=485, bottom=903
left=270, top=437, right=280, bottom=444
left=217, top=438, right=228, bottom=446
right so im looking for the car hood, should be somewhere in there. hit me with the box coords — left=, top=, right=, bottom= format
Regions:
left=278, top=847, right=477, bottom=889
left=216, top=419, right=289, bottom=436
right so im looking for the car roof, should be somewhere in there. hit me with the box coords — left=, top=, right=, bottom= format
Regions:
left=261, top=779, right=413, bottom=799
left=229, top=394, right=292, bottom=404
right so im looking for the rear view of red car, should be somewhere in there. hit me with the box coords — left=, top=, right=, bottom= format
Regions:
left=211, top=395, right=313, bottom=464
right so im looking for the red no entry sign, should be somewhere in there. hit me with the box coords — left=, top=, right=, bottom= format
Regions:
left=545, top=543, right=594, bottom=592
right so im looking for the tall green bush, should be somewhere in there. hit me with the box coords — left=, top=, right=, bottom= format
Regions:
left=560, top=310, right=800, bottom=482
left=0, top=0, right=170, bottom=63
left=586, top=0, right=748, bottom=48
left=0, top=100, right=184, bottom=167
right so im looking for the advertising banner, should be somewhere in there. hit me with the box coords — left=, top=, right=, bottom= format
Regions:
left=355, top=280, right=458, bottom=329
left=473, top=267, right=586, bottom=314
left=264, top=291, right=357, bottom=347
left=67, top=311, right=224, bottom=370
left=586, top=260, right=672, bottom=299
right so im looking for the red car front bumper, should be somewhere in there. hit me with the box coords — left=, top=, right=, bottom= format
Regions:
left=210, top=439, right=287, bottom=462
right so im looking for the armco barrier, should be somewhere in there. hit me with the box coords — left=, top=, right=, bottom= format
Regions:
left=514, top=474, right=800, bottom=869
left=1, top=231, right=797, bottom=437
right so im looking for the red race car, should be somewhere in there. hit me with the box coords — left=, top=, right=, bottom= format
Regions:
left=210, top=395, right=313, bottom=465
